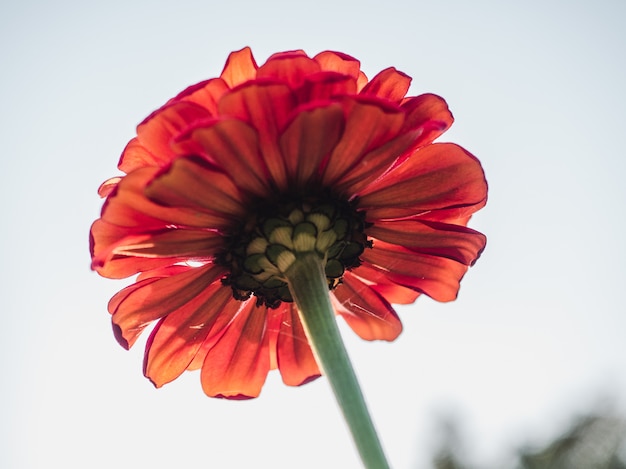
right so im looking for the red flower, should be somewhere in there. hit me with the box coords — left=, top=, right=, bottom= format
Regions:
left=90, top=48, right=487, bottom=399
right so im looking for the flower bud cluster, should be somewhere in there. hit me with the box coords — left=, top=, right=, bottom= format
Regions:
left=221, top=198, right=370, bottom=308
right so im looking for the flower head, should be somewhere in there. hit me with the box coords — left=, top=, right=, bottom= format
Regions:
left=90, top=47, right=487, bottom=399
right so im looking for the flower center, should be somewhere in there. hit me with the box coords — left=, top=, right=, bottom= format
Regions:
left=219, top=195, right=371, bottom=308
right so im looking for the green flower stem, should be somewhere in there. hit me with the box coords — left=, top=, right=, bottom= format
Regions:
left=285, top=252, right=390, bottom=469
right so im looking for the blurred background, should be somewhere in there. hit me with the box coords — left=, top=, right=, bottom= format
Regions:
left=1, top=0, right=625, bottom=467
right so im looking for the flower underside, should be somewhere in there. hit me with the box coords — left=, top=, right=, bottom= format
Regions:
left=219, top=191, right=370, bottom=308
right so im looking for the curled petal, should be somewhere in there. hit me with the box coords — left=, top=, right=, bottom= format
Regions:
left=143, top=285, right=240, bottom=387
left=322, top=98, right=405, bottom=187
left=333, top=273, right=402, bottom=341
left=109, top=263, right=225, bottom=349
left=280, top=102, right=345, bottom=188
left=257, top=53, right=321, bottom=89
left=358, top=143, right=488, bottom=220
left=119, top=101, right=211, bottom=173
left=174, top=119, right=270, bottom=197
left=360, top=67, right=411, bottom=103
left=169, top=78, right=229, bottom=115
left=220, top=47, right=258, bottom=88
left=218, top=82, right=295, bottom=190
left=201, top=302, right=271, bottom=399
left=362, top=241, right=469, bottom=302
left=314, top=50, right=362, bottom=80
left=145, top=156, right=246, bottom=220
left=401, top=93, right=453, bottom=142
left=276, top=304, right=321, bottom=386
left=367, top=219, right=486, bottom=266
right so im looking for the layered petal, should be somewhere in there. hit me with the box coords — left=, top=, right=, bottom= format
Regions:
left=333, top=273, right=402, bottom=341
left=109, top=263, right=225, bottom=349
left=220, top=47, right=258, bottom=88
left=276, top=304, right=320, bottom=385
left=358, top=143, right=488, bottom=220
left=119, top=101, right=211, bottom=173
left=143, top=284, right=240, bottom=387
left=279, top=102, right=345, bottom=188
left=362, top=240, right=469, bottom=302
left=201, top=301, right=271, bottom=399
left=360, top=67, right=411, bottom=104
left=368, top=219, right=486, bottom=266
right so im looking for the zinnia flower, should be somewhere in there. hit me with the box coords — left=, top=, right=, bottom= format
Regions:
left=90, top=47, right=487, bottom=399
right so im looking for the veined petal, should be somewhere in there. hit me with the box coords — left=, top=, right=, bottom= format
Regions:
left=143, top=284, right=239, bottom=387
left=201, top=301, right=271, bottom=399
left=367, top=219, right=486, bottom=266
left=119, top=101, right=211, bottom=173
left=257, top=53, right=321, bottom=89
left=322, top=97, right=404, bottom=187
left=218, top=82, right=295, bottom=190
left=314, top=51, right=361, bottom=81
left=362, top=241, right=469, bottom=302
left=350, top=264, right=421, bottom=305
left=220, top=47, right=258, bottom=88
left=145, top=156, right=246, bottom=220
left=299, top=72, right=357, bottom=102
left=401, top=93, right=453, bottom=144
left=109, top=263, right=225, bottom=349
left=90, top=220, right=221, bottom=278
left=276, top=304, right=320, bottom=386
left=173, top=119, right=270, bottom=197
left=333, top=272, right=402, bottom=341
left=169, top=78, right=229, bottom=115
left=360, top=67, right=411, bottom=103
left=279, top=102, right=345, bottom=188
left=358, top=143, right=488, bottom=220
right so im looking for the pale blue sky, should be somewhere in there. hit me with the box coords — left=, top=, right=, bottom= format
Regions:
left=2, top=1, right=625, bottom=468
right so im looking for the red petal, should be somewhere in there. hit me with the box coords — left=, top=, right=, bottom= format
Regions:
left=109, top=263, right=225, bottom=349
left=143, top=284, right=239, bottom=387
left=257, top=54, right=321, bottom=89
left=362, top=241, right=469, bottom=302
left=314, top=51, right=362, bottom=81
left=201, top=302, right=271, bottom=399
left=322, top=98, right=404, bottom=188
left=276, top=304, right=321, bottom=386
left=360, top=67, right=411, bottom=103
left=173, top=119, right=270, bottom=197
left=401, top=93, right=453, bottom=144
left=350, top=265, right=420, bottom=304
left=368, top=219, right=486, bottom=266
left=97, top=177, right=121, bottom=198
left=220, top=47, right=258, bottom=88
left=333, top=273, right=402, bottom=341
left=169, top=78, right=229, bottom=115
left=145, top=157, right=246, bottom=220
left=299, top=72, right=357, bottom=102
left=218, top=82, right=295, bottom=190
left=90, top=219, right=220, bottom=278
left=279, top=102, right=345, bottom=188
left=119, top=101, right=211, bottom=173
left=358, top=143, right=488, bottom=220
left=101, top=168, right=229, bottom=229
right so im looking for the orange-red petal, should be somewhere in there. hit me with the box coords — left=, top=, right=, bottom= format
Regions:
left=109, top=263, right=225, bottom=349
left=200, top=302, right=271, bottom=399
left=119, top=101, right=211, bottom=173
left=218, top=82, right=295, bottom=190
left=279, top=102, right=345, bottom=188
left=322, top=98, right=404, bottom=187
left=143, top=284, right=239, bottom=387
left=276, top=304, right=321, bottom=385
left=360, top=67, right=411, bottom=104
left=257, top=53, right=321, bottom=89
left=220, top=47, right=258, bottom=88
left=368, top=219, right=486, bottom=266
left=362, top=240, right=469, bottom=302
left=173, top=119, right=270, bottom=197
left=169, top=78, right=229, bottom=115
left=145, top=156, right=246, bottom=221
left=358, top=143, right=488, bottom=220
left=333, top=272, right=402, bottom=341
